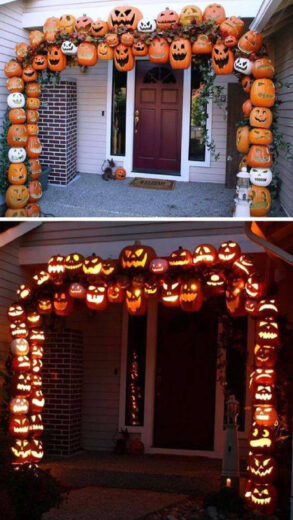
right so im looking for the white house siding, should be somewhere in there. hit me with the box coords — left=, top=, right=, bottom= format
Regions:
left=0, top=1, right=28, bottom=124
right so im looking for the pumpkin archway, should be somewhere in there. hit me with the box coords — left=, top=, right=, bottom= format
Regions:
left=5, top=239, right=282, bottom=515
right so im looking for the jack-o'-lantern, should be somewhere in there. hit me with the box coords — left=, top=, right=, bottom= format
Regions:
left=48, top=255, right=65, bottom=284
left=32, top=55, right=48, bottom=71
left=101, top=259, right=118, bottom=277
left=8, top=303, right=26, bottom=322
left=254, top=405, right=278, bottom=427
left=33, top=270, right=50, bottom=287
left=225, top=276, right=246, bottom=316
left=170, top=39, right=191, bottom=70
left=126, top=285, right=147, bottom=315
left=29, top=30, right=45, bottom=48
left=86, top=283, right=108, bottom=310
left=29, top=328, right=45, bottom=343
left=32, top=358, right=43, bottom=374
left=48, top=46, right=67, bottom=72
left=31, top=344, right=44, bottom=359
left=249, top=185, right=272, bottom=217
left=250, top=79, right=275, bottom=107
left=256, top=317, right=280, bottom=347
left=234, top=57, right=253, bottom=75
left=30, top=438, right=44, bottom=462
left=203, top=4, right=226, bottom=24
left=107, top=282, right=125, bottom=303
left=38, top=298, right=52, bottom=315
left=91, top=19, right=108, bottom=37
left=6, top=77, right=24, bottom=93
left=249, top=128, right=273, bottom=146
left=69, top=282, right=87, bottom=299
left=242, top=99, right=252, bottom=118
left=220, top=16, right=244, bottom=38
left=12, top=355, right=31, bottom=373
left=108, top=6, right=143, bottom=30
left=114, top=44, right=134, bottom=72
left=10, top=321, right=28, bottom=339
left=120, top=243, right=156, bottom=270
left=16, top=283, right=32, bottom=301
left=233, top=254, right=255, bottom=278
left=179, top=5, right=202, bottom=25
left=4, top=208, right=28, bottom=218
left=98, top=43, right=114, bottom=60
left=193, top=244, right=217, bottom=266
left=27, top=97, right=41, bottom=110
left=180, top=277, right=203, bottom=312
left=11, top=338, right=29, bottom=356
left=205, top=270, right=226, bottom=296
left=144, top=276, right=159, bottom=299
left=252, top=58, right=275, bottom=79
left=160, top=277, right=180, bottom=307
left=137, top=18, right=157, bottom=33
left=77, top=42, right=98, bottom=67
left=83, top=255, right=103, bottom=280
left=250, top=369, right=276, bottom=389
left=8, top=163, right=27, bottom=185
left=218, top=241, right=241, bottom=264
left=238, top=30, right=263, bottom=54
left=59, top=14, right=76, bottom=34
left=254, top=344, right=278, bottom=368
left=22, top=66, right=37, bottom=83
left=64, top=253, right=84, bottom=275
left=26, top=83, right=42, bottom=98
left=245, top=273, right=267, bottom=299
left=5, top=60, right=23, bottom=78
left=11, top=373, right=31, bottom=397
left=29, top=414, right=44, bottom=437
left=250, top=168, right=272, bottom=187
left=256, top=298, right=279, bottom=317
left=27, top=136, right=42, bottom=158
left=149, top=38, right=169, bottom=64
left=169, top=247, right=192, bottom=268
left=30, top=389, right=45, bottom=413
left=224, top=35, right=237, bottom=48
left=75, top=15, right=93, bottom=34
left=132, top=40, right=148, bottom=57
left=26, top=110, right=39, bottom=124
left=10, top=397, right=29, bottom=415
left=117, top=274, right=130, bottom=289
left=248, top=146, right=272, bottom=168
left=11, top=439, right=31, bottom=464
left=61, top=41, right=78, bottom=56
left=241, top=75, right=253, bottom=94
left=192, top=34, right=213, bottom=54
left=236, top=126, right=250, bottom=154
left=248, top=454, right=277, bottom=483
left=250, top=107, right=273, bottom=129
left=7, top=125, right=28, bottom=147
left=250, top=483, right=277, bottom=515
left=31, top=375, right=42, bottom=388
left=27, top=311, right=42, bottom=329
left=53, top=290, right=74, bottom=316
left=212, top=42, right=234, bottom=75
left=6, top=185, right=29, bottom=209
left=9, top=108, right=26, bottom=124
left=249, top=421, right=275, bottom=454
left=43, top=16, right=60, bottom=42
left=157, top=8, right=179, bottom=29
left=15, top=42, right=29, bottom=62
left=27, top=124, right=39, bottom=136
left=251, top=381, right=275, bottom=405
left=121, top=32, right=134, bottom=47
left=115, top=167, right=126, bottom=180
left=149, top=258, right=168, bottom=274
left=28, top=180, right=42, bottom=202
left=106, top=33, right=120, bottom=48
left=132, top=273, right=145, bottom=288
left=9, top=416, right=30, bottom=439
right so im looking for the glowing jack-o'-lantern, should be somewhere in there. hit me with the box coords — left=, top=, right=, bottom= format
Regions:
left=254, top=405, right=278, bottom=426
left=245, top=273, right=267, bottom=299
left=160, top=277, right=180, bottom=307
left=179, top=5, right=202, bottom=25
left=120, top=243, right=156, bottom=270
left=205, top=270, right=226, bottom=296
left=249, top=421, right=275, bottom=454
left=193, top=244, right=217, bottom=267
left=233, top=255, right=256, bottom=278
left=225, top=276, right=246, bottom=316
left=11, top=338, right=29, bottom=356
left=31, top=375, right=42, bottom=389
left=203, top=3, right=226, bottom=24
left=31, top=344, right=44, bottom=359
left=48, top=255, right=65, bottom=284
left=9, top=416, right=30, bottom=439
left=53, top=290, right=74, bottom=316
left=157, top=7, right=179, bottom=29
left=64, top=253, right=84, bottom=275
left=69, top=282, right=87, bottom=299
left=27, top=311, right=42, bottom=329
left=11, top=439, right=31, bottom=463
left=8, top=303, right=26, bottom=322
left=30, top=389, right=45, bottom=413
left=250, top=369, right=276, bottom=389
left=212, top=42, right=234, bottom=75
left=149, top=38, right=169, bottom=64
left=16, top=283, right=32, bottom=301
left=11, top=373, right=31, bottom=397
left=170, top=39, right=192, bottom=70
left=107, top=282, right=125, bottom=303
left=126, top=285, right=147, bottom=315
left=114, top=44, right=135, bottom=72
left=180, top=277, right=203, bottom=312
left=10, top=321, right=28, bottom=339
left=101, top=259, right=118, bottom=277
left=169, top=247, right=192, bottom=268
left=83, top=254, right=103, bottom=280
left=29, top=414, right=44, bottom=437
left=218, top=241, right=241, bottom=264
left=86, top=283, right=108, bottom=310
left=250, top=168, right=272, bottom=187
left=252, top=383, right=275, bottom=405
left=10, top=397, right=29, bottom=415
left=250, top=483, right=277, bottom=515
left=32, top=358, right=43, bottom=374
left=234, top=57, right=253, bottom=75
left=254, top=344, right=278, bottom=368
left=30, top=438, right=44, bottom=462
left=256, top=298, right=279, bottom=317
left=238, top=30, right=263, bottom=55
left=12, top=355, right=31, bottom=373
left=38, top=298, right=52, bottom=315
left=149, top=258, right=168, bottom=274
left=248, top=454, right=277, bottom=483
left=256, top=317, right=280, bottom=347
left=144, top=277, right=159, bottom=299
left=108, top=6, right=143, bottom=30
left=28, top=330, right=44, bottom=346
left=137, top=17, right=157, bottom=33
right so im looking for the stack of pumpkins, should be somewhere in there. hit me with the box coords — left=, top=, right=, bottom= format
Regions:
left=235, top=33, right=275, bottom=217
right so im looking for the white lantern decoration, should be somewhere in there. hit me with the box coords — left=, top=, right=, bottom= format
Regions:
left=249, top=167, right=272, bottom=187
left=7, top=92, right=25, bottom=109
left=234, top=57, right=253, bottom=75
left=11, top=338, right=30, bottom=356
left=137, top=18, right=157, bottom=33
left=8, top=147, right=27, bottom=163
left=61, top=41, right=78, bottom=55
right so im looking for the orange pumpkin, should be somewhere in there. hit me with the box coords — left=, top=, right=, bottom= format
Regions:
left=26, top=83, right=41, bottom=98
left=212, top=42, right=234, bottom=74
left=203, top=3, right=226, bottom=24
left=241, top=75, right=253, bottom=93
left=28, top=180, right=42, bottom=202
left=242, top=99, right=253, bottom=118
left=192, top=34, right=213, bottom=54
left=6, top=77, right=24, bottom=93
left=8, top=163, right=27, bottom=185
left=27, top=136, right=42, bottom=158
left=43, top=17, right=60, bottom=42
left=170, top=38, right=191, bottom=69
left=250, top=107, right=273, bottom=129
left=249, top=128, right=273, bottom=145
left=115, top=167, right=126, bottom=180
left=250, top=79, right=275, bottom=107
left=157, top=7, right=179, bottom=29
left=252, top=58, right=275, bottom=79
left=29, top=30, right=45, bottom=48
left=5, top=208, right=28, bottom=218
left=28, top=159, right=42, bottom=179
left=15, top=42, right=30, bottom=62
left=149, top=37, right=169, bottom=64
left=249, top=185, right=272, bottom=217
left=220, top=16, right=244, bottom=38
left=121, top=32, right=135, bottom=47
left=6, top=185, right=29, bottom=209
left=247, top=145, right=273, bottom=168
left=132, top=40, right=148, bottom=57
left=91, top=19, right=108, bottom=37
left=179, top=5, right=202, bottom=25
left=9, top=108, right=26, bottom=124
left=106, top=33, right=120, bottom=48
left=108, top=6, right=143, bottom=30
left=32, top=55, right=48, bottom=71
left=98, top=43, right=114, bottom=60
left=238, top=30, right=263, bottom=54
left=27, top=124, right=39, bottom=136
left=75, top=15, right=93, bottom=34
left=7, top=124, right=28, bottom=147
left=22, top=66, right=37, bottom=83
left=224, top=35, right=237, bottom=48
left=59, top=14, right=76, bottom=34
left=4, top=60, right=23, bottom=78
left=236, top=126, right=250, bottom=153
left=27, top=98, right=41, bottom=110
left=114, top=44, right=135, bottom=71
left=26, top=203, right=41, bottom=217
left=48, top=46, right=67, bottom=72
left=26, top=110, right=39, bottom=124
left=77, top=43, right=98, bottom=66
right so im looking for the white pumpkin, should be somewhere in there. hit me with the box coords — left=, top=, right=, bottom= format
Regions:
left=11, top=338, right=29, bottom=356
left=61, top=41, right=78, bottom=55
left=8, top=147, right=27, bottom=163
left=137, top=17, right=157, bottom=33
left=234, top=57, right=252, bottom=75
left=7, top=92, right=25, bottom=109
left=249, top=167, right=272, bottom=187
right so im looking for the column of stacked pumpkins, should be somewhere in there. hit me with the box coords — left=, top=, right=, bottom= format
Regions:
left=234, top=31, right=275, bottom=217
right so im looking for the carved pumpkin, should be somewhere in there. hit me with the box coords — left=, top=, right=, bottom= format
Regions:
left=64, top=253, right=84, bottom=275
left=250, top=79, right=276, bottom=107
left=212, top=42, right=234, bottom=75
left=15, top=42, right=30, bottom=62
left=27, top=97, right=41, bottom=110
left=254, top=344, right=278, bottom=369
left=249, top=128, right=272, bottom=146
left=180, top=277, right=203, bottom=312
left=251, top=380, right=275, bottom=405
left=238, top=30, right=263, bottom=54
left=241, top=75, right=253, bottom=94
left=29, top=158, right=42, bottom=178
left=160, top=277, right=180, bottom=307
left=30, top=389, right=45, bottom=413
left=10, top=397, right=29, bottom=415
left=29, top=30, right=45, bottom=48
left=203, top=4, right=226, bottom=24
left=59, top=14, right=76, bottom=34
left=137, top=18, right=157, bottom=33
left=10, top=321, right=28, bottom=339
left=9, top=108, right=26, bottom=124
left=250, top=369, right=276, bottom=390
left=8, top=303, right=26, bottom=322
left=247, top=146, right=272, bottom=168
left=120, top=243, right=156, bottom=270
left=62, top=41, right=78, bottom=56
left=250, top=107, right=273, bottom=128
left=31, top=375, right=43, bottom=388
left=22, top=66, right=38, bottom=83
left=249, top=185, right=272, bottom=217
left=91, top=19, right=108, bottom=37
left=11, top=439, right=31, bottom=463
left=224, top=35, right=237, bottom=48
left=218, top=241, right=241, bottom=264
left=250, top=483, right=277, bottom=515
left=220, top=16, right=244, bottom=38
left=248, top=454, right=277, bottom=483
left=27, top=136, right=42, bottom=158
left=179, top=5, right=202, bottom=25
left=233, top=254, right=255, bottom=278
left=9, top=416, right=30, bottom=439
left=48, top=255, right=65, bottom=284
left=254, top=405, right=278, bottom=427
left=33, top=270, right=49, bottom=287
left=236, top=126, right=250, bottom=153
left=157, top=8, right=179, bottom=29
left=5, top=208, right=27, bottom=218
left=75, top=15, right=93, bottom=34
left=26, top=110, right=39, bottom=124
left=6, top=77, right=24, bottom=93
left=27, top=311, right=42, bottom=329
left=115, top=167, right=127, bottom=179
left=26, top=83, right=41, bottom=98
left=29, top=327, right=45, bottom=343
left=114, top=44, right=134, bottom=72
left=7, top=124, right=28, bottom=148
left=68, top=282, right=86, bottom=299
left=83, top=255, right=102, bottom=280
left=249, top=167, right=272, bottom=187
left=193, top=244, right=217, bottom=266
left=28, top=180, right=42, bottom=203
left=101, top=259, right=118, bottom=277
left=53, top=290, right=74, bottom=316
left=30, top=438, right=44, bottom=462
left=205, top=270, right=226, bottom=296
left=107, top=282, right=125, bottom=303
left=126, top=285, right=147, bottom=315
left=249, top=421, right=275, bottom=454
left=149, top=258, right=168, bottom=274
left=169, top=247, right=192, bottom=268
left=252, top=58, right=275, bottom=79
left=32, top=55, right=48, bottom=71
left=86, top=283, right=108, bottom=310
left=7, top=92, right=25, bottom=109
left=98, top=43, right=114, bottom=60
left=38, top=298, right=52, bottom=315
left=11, top=373, right=31, bottom=397
left=43, top=17, right=60, bottom=42
left=225, top=276, right=246, bottom=316
left=8, top=147, right=26, bottom=164
left=256, top=317, right=280, bottom=347
left=106, top=33, right=120, bottom=48
left=245, top=273, right=267, bottom=299
left=77, top=42, right=98, bottom=67
left=27, top=124, right=39, bottom=136
left=108, top=6, right=143, bottom=30
left=31, top=358, right=43, bottom=374
left=234, top=57, right=253, bottom=75
left=6, top=185, right=29, bottom=209
left=143, top=276, right=159, bottom=299
left=48, top=46, right=67, bottom=72
left=121, top=32, right=135, bottom=47
left=192, top=34, right=213, bottom=54
left=16, top=283, right=32, bottom=302
left=242, top=99, right=253, bottom=118
left=8, top=163, right=27, bottom=185
left=29, top=414, right=44, bottom=437
left=170, top=39, right=191, bottom=70
left=5, top=60, right=23, bottom=78
left=256, top=298, right=279, bottom=317
left=245, top=298, right=259, bottom=317
left=12, top=355, right=31, bottom=372
left=149, top=38, right=169, bottom=64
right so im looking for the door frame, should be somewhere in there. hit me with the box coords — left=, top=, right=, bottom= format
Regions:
left=106, top=59, right=212, bottom=182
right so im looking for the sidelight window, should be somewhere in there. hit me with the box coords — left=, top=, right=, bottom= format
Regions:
left=111, top=65, right=127, bottom=156
left=189, top=64, right=206, bottom=162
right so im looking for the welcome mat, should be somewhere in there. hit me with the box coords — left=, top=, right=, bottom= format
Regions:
left=129, top=177, right=176, bottom=190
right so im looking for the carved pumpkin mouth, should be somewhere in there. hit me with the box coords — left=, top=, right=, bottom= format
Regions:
left=127, top=297, right=141, bottom=310
left=54, top=302, right=68, bottom=311
left=250, top=437, right=271, bottom=448
left=111, top=13, right=135, bottom=27
left=214, top=55, right=229, bottom=69
left=49, top=59, right=60, bottom=66
left=258, top=331, right=278, bottom=340
left=181, top=292, right=197, bottom=302
left=87, top=294, right=104, bottom=304
left=163, top=294, right=179, bottom=302
left=92, top=27, right=104, bottom=34
left=24, top=71, right=35, bottom=77
left=151, top=53, right=166, bottom=60
left=251, top=495, right=271, bottom=506
left=116, top=56, right=129, bottom=67
left=251, top=467, right=273, bottom=477
left=172, top=52, right=187, bottom=61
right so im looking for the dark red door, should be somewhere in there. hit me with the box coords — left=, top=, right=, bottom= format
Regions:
left=154, top=303, right=218, bottom=450
left=133, top=61, right=183, bottom=175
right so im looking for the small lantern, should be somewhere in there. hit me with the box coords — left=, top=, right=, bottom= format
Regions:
left=236, top=167, right=250, bottom=200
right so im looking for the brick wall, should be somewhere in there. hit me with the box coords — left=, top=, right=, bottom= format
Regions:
left=43, top=328, right=83, bottom=456
left=39, top=81, right=77, bottom=185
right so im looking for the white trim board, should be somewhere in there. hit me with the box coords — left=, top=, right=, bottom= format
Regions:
left=250, top=0, right=283, bottom=30
left=0, top=223, right=41, bottom=248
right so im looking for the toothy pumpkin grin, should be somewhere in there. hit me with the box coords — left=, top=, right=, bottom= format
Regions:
left=87, top=294, right=104, bottom=304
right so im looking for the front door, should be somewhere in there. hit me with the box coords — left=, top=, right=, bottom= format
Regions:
left=133, top=61, right=183, bottom=175
left=154, top=303, right=218, bottom=450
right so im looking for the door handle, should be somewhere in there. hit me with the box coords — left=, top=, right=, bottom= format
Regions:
left=134, top=109, right=140, bottom=134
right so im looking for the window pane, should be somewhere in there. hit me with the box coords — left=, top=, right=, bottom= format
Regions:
left=111, top=66, right=127, bottom=156
left=125, top=315, right=146, bottom=426
left=189, top=65, right=206, bottom=162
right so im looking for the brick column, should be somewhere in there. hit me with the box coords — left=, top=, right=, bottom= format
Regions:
left=42, top=328, right=83, bottom=457
left=39, top=81, right=77, bottom=185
